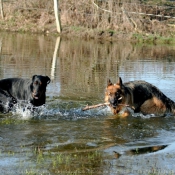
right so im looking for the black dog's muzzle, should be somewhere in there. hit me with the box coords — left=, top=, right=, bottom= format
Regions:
left=32, top=91, right=42, bottom=99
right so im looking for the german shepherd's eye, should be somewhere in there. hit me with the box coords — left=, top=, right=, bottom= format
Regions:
left=116, top=89, right=122, bottom=95
left=116, top=92, right=120, bottom=96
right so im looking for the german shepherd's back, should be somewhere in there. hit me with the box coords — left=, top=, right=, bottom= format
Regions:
left=105, top=77, right=175, bottom=117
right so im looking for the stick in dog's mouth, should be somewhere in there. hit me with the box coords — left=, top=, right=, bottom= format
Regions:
left=82, top=100, right=135, bottom=111
left=82, top=103, right=110, bottom=111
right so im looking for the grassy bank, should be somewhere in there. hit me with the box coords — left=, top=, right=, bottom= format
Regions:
left=0, top=0, right=175, bottom=43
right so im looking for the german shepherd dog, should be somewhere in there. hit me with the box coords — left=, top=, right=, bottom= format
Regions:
left=105, top=77, right=175, bottom=117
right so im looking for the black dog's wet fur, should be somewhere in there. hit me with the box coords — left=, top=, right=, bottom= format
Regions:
left=105, top=77, right=175, bottom=116
left=0, top=75, right=50, bottom=113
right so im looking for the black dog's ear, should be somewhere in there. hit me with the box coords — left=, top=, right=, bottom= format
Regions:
left=116, top=77, right=122, bottom=86
left=107, top=79, right=113, bottom=86
left=32, top=75, right=37, bottom=82
left=45, top=76, right=51, bottom=84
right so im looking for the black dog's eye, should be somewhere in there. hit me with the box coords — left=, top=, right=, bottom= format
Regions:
left=34, top=81, right=42, bottom=86
left=34, top=81, right=39, bottom=85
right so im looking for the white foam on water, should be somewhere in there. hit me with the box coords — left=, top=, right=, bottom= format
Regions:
left=12, top=106, right=33, bottom=120
left=11, top=101, right=47, bottom=120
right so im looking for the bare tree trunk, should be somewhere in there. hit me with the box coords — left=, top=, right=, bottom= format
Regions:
left=53, top=0, right=61, bottom=33
left=0, top=0, right=4, bottom=19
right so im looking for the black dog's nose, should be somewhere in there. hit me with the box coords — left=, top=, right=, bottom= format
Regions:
left=32, top=92, right=39, bottom=99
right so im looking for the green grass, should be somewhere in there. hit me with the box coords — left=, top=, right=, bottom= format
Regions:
left=26, top=149, right=104, bottom=175
left=132, top=33, right=175, bottom=44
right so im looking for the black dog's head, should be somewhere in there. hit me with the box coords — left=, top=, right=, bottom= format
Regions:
left=30, top=75, right=50, bottom=100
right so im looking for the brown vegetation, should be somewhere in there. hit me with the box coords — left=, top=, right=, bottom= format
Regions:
left=0, top=0, right=175, bottom=41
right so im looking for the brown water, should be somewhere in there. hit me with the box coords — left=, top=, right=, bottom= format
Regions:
left=0, top=32, right=175, bottom=174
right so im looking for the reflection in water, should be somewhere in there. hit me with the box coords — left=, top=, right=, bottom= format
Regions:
left=58, top=39, right=175, bottom=100
left=0, top=32, right=175, bottom=174
left=0, top=33, right=55, bottom=78
left=51, top=37, right=61, bottom=80
left=125, top=145, right=167, bottom=156
left=1, top=33, right=175, bottom=99
left=113, top=144, right=167, bottom=160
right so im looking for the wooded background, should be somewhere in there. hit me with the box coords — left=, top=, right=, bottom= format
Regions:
left=0, top=0, right=175, bottom=36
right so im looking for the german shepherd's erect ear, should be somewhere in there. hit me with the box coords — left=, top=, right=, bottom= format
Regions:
left=107, top=79, right=113, bottom=86
left=107, top=77, right=123, bottom=87
left=116, top=77, right=123, bottom=86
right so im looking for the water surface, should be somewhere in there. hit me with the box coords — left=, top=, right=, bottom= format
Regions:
left=0, top=32, right=175, bottom=174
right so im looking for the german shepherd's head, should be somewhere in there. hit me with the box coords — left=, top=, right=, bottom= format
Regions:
left=105, top=77, right=125, bottom=114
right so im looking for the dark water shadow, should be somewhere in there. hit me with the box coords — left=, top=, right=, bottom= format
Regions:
left=125, top=144, right=168, bottom=156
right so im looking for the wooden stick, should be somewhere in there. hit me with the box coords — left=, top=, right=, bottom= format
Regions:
left=82, top=102, right=135, bottom=111
left=82, top=102, right=109, bottom=111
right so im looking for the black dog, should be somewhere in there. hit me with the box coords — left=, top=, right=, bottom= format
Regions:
left=0, top=75, right=50, bottom=113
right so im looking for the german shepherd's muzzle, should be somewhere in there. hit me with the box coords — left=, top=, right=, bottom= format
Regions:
left=105, top=77, right=175, bottom=117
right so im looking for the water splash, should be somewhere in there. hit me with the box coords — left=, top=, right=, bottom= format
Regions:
left=10, top=99, right=165, bottom=120
left=9, top=100, right=167, bottom=120
left=116, top=106, right=171, bottom=118
left=11, top=101, right=46, bottom=120
left=39, top=104, right=111, bottom=120
left=10, top=100, right=111, bottom=120
left=132, top=112, right=173, bottom=118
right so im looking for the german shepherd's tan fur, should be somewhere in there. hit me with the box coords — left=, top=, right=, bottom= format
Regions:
left=105, top=77, right=175, bottom=117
